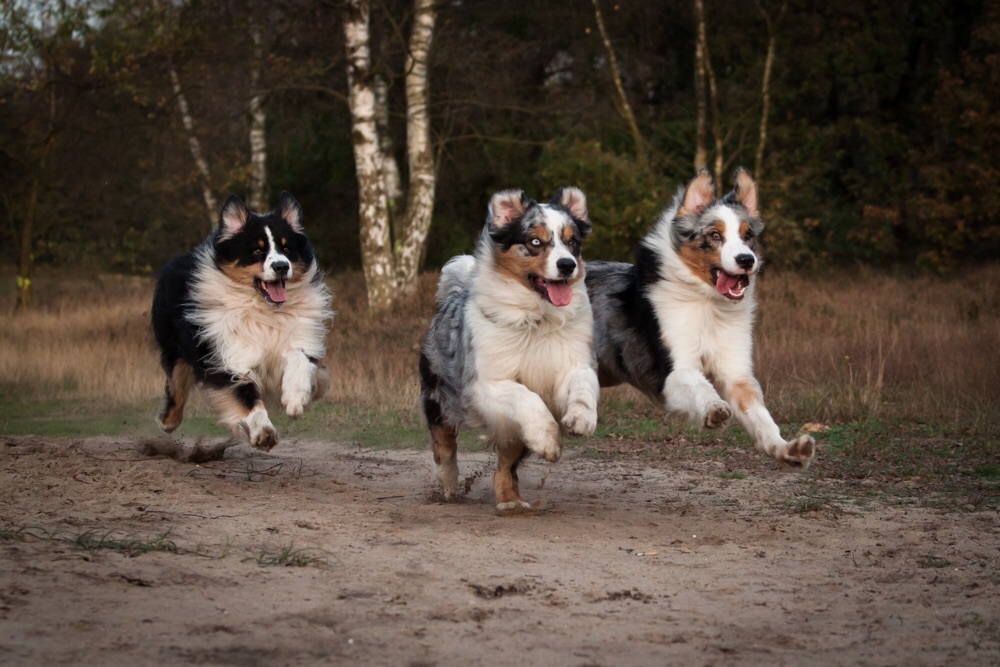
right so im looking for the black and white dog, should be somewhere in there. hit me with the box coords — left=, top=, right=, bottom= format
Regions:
left=586, top=169, right=815, bottom=467
left=420, top=188, right=600, bottom=510
left=152, top=193, right=333, bottom=451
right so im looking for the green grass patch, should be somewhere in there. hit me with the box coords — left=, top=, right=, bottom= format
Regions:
left=244, top=543, right=331, bottom=568
left=0, top=393, right=217, bottom=438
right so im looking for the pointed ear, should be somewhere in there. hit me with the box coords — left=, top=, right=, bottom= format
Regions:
left=218, top=195, right=249, bottom=241
left=732, top=167, right=759, bottom=218
left=677, top=169, right=716, bottom=218
left=487, top=189, right=528, bottom=231
left=553, top=186, right=589, bottom=222
left=278, top=191, right=304, bottom=233
left=552, top=186, right=591, bottom=239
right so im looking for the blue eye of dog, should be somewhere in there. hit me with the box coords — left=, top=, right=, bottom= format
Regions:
left=529, top=238, right=542, bottom=248
left=710, top=231, right=722, bottom=242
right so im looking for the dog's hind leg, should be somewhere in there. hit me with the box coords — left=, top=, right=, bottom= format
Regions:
left=430, top=422, right=459, bottom=499
left=420, top=353, right=460, bottom=498
left=724, top=378, right=815, bottom=468
left=203, top=380, right=278, bottom=452
left=311, top=361, right=330, bottom=402
left=157, top=359, right=194, bottom=433
left=494, top=441, right=531, bottom=511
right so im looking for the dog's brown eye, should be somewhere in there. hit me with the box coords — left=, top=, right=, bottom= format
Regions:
left=253, top=248, right=263, bottom=256
left=744, top=232, right=754, bottom=241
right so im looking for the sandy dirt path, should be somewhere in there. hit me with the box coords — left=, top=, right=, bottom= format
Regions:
left=1, top=435, right=997, bottom=666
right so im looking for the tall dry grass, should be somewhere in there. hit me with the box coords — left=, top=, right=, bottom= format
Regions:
left=1, top=265, right=997, bottom=428
left=754, top=264, right=1000, bottom=426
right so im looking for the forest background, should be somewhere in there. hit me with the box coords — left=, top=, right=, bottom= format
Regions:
left=2, top=0, right=998, bottom=309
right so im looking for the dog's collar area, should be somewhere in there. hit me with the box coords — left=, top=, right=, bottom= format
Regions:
left=254, top=277, right=288, bottom=305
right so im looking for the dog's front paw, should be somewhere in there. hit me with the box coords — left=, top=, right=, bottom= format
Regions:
left=283, top=390, right=309, bottom=419
left=282, top=355, right=318, bottom=418
left=525, top=419, right=562, bottom=462
left=241, top=410, right=279, bottom=451
left=562, top=404, right=597, bottom=437
left=703, top=400, right=732, bottom=429
left=778, top=434, right=815, bottom=468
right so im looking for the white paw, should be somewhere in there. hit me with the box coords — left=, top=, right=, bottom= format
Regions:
left=702, top=400, right=732, bottom=430
left=283, top=391, right=309, bottom=418
left=562, top=404, right=597, bottom=437
left=778, top=434, right=816, bottom=468
left=524, top=418, right=562, bottom=462
left=496, top=500, right=532, bottom=511
left=241, top=409, right=278, bottom=451
left=437, top=459, right=459, bottom=498
left=282, top=354, right=316, bottom=418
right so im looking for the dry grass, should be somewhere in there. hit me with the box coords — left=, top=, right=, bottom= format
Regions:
left=1, top=265, right=998, bottom=430
left=753, top=264, right=1000, bottom=427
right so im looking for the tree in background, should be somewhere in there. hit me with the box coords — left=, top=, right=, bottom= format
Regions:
left=344, top=0, right=437, bottom=312
left=1, top=0, right=93, bottom=312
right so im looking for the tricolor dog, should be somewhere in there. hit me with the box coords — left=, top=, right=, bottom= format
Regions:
left=152, top=192, right=333, bottom=451
left=420, top=188, right=600, bottom=510
left=586, top=168, right=815, bottom=467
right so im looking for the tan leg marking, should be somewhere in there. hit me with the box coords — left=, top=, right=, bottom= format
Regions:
left=157, top=360, right=194, bottom=432
left=494, top=442, right=530, bottom=510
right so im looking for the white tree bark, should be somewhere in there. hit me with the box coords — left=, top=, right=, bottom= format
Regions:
left=395, top=0, right=437, bottom=297
left=374, top=74, right=404, bottom=222
left=168, top=65, right=217, bottom=227
left=248, top=21, right=268, bottom=212
left=344, top=0, right=395, bottom=312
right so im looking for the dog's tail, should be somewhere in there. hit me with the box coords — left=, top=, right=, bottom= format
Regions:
left=436, top=255, right=475, bottom=303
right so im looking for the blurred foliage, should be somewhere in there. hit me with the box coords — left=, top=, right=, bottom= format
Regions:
left=537, top=138, right=662, bottom=261
left=0, top=0, right=997, bottom=278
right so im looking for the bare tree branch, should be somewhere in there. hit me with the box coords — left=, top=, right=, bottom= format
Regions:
left=591, top=0, right=647, bottom=169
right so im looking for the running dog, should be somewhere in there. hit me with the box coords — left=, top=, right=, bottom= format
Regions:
left=586, top=168, right=815, bottom=467
left=420, top=187, right=600, bottom=510
left=152, top=192, right=333, bottom=451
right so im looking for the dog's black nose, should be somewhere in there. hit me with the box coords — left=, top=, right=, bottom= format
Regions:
left=556, top=258, right=576, bottom=276
left=735, top=254, right=755, bottom=270
left=271, top=261, right=290, bottom=277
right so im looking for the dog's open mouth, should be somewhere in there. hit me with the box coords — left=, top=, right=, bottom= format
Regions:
left=712, top=269, right=750, bottom=301
left=529, top=275, right=573, bottom=307
left=254, top=277, right=287, bottom=305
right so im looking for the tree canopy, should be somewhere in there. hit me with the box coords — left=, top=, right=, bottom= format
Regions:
left=1, top=0, right=996, bottom=284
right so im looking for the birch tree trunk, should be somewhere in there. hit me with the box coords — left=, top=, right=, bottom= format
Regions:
left=693, top=0, right=708, bottom=171
left=248, top=21, right=268, bottom=212
left=591, top=0, right=647, bottom=169
left=168, top=65, right=217, bottom=227
left=344, top=0, right=395, bottom=312
left=374, top=74, right=403, bottom=228
left=395, top=0, right=437, bottom=297
left=754, top=0, right=787, bottom=183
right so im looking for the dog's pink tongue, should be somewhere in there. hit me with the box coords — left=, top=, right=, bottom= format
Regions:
left=547, top=281, right=573, bottom=307
left=716, top=272, right=740, bottom=296
left=264, top=281, right=287, bottom=303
